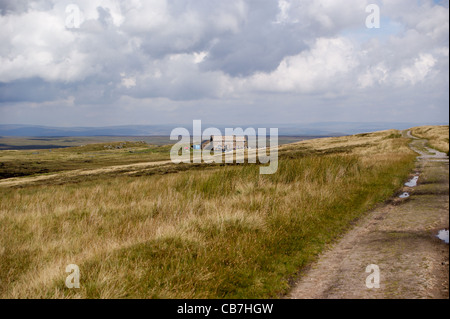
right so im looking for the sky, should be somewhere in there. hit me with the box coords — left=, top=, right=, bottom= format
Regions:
left=0, top=0, right=448, bottom=127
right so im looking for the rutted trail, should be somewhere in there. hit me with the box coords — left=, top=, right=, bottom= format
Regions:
left=288, top=130, right=449, bottom=299
left=0, top=147, right=273, bottom=188
left=0, top=160, right=174, bottom=187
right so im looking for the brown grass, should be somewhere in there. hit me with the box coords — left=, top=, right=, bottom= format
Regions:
left=0, top=129, right=418, bottom=298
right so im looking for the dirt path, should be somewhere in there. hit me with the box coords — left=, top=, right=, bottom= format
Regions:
left=0, top=160, right=174, bottom=187
left=0, top=146, right=275, bottom=188
left=288, top=131, right=449, bottom=299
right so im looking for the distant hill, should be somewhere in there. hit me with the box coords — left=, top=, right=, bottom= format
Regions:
left=0, top=122, right=445, bottom=137
left=0, top=124, right=172, bottom=137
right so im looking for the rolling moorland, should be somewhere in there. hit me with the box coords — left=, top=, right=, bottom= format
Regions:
left=0, top=126, right=448, bottom=298
left=0, top=136, right=310, bottom=179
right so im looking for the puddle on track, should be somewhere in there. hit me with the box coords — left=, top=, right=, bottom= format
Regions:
left=399, top=192, right=410, bottom=199
left=437, top=229, right=449, bottom=244
left=405, top=175, right=419, bottom=187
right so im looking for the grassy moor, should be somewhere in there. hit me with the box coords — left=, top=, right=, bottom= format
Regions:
left=1, top=128, right=436, bottom=298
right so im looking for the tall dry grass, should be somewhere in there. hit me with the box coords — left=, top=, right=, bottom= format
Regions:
left=0, top=130, right=416, bottom=298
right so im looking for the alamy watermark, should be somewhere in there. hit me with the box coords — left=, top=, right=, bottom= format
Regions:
left=365, top=264, right=380, bottom=289
left=65, top=4, right=82, bottom=29
left=65, top=264, right=80, bottom=289
left=65, top=3, right=381, bottom=30
left=170, top=120, right=278, bottom=175
left=366, top=4, right=381, bottom=29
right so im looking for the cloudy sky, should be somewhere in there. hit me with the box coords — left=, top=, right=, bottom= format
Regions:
left=0, top=0, right=448, bottom=127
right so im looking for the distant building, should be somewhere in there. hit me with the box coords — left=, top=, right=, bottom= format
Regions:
left=203, top=136, right=247, bottom=151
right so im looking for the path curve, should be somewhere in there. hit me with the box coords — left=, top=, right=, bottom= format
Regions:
left=0, top=160, right=173, bottom=188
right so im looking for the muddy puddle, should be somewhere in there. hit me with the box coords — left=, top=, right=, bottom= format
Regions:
left=436, top=229, right=449, bottom=244
left=405, top=175, right=419, bottom=187
left=399, top=192, right=410, bottom=199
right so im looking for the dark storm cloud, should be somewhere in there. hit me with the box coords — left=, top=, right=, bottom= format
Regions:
left=0, top=78, right=67, bottom=103
left=0, top=0, right=29, bottom=15
left=0, top=0, right=53, bottom=15
left=200, top=1, right=307, bottom=76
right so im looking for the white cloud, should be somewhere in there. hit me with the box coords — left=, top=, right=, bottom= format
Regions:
left=120, top=75, right=136, bottom=89
left=394, top=53, right=437, bottom=86
left=0, top=0, right=448, bottom=125
left=358, top=63, right=389, bottom=88
left=193, top=51, right=208, bottom=64
left=244, top=37, right=358, bottom=93
left=0, top=9, right=94, bottom=82
left=275, top=0, right=292, bottom=24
